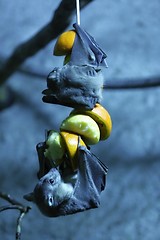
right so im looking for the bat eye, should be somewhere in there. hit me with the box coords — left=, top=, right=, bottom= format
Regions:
left=49, top=178, right=55, bottom=185
left=47, top=70, right=57, bottom=80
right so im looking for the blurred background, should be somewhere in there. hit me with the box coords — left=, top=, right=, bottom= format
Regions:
left=0, top=0, right=160, bottom=239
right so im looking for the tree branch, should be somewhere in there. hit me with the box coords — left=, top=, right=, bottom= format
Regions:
left=1, top=53, right=160, bottom=89
left=0, top=192, right=31, bottom=240
left=103, top=76, right=160, bottom=89
left=0, top=0, right=93, bottom=85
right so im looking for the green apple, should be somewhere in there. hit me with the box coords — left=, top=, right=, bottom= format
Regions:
left=60, top=114, right=100, bottom=145
left=63, top=54, right=71, bottom=65
left=44, top=131, right=66, bottom=166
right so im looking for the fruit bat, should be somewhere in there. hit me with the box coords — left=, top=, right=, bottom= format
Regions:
left=42, top=23, right=107, bottom=109
left=24, top=144, right=108, bottom=217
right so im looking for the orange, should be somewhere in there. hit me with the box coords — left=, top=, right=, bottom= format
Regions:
left=70, top=104, right=112, bottom=140
left=60, top=131, right=86, bottom=170
left=54, top=30, right=76, bottom=56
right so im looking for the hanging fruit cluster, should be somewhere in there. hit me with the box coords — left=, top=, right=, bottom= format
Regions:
left=45, top=103, right=112, bottom=171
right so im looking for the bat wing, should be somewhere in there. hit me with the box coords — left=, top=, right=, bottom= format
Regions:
left=57, top=145, right=108, bottom=216
left=69, top=23, right=108, bottom=68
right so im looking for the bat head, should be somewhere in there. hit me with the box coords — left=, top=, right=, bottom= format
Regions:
left=24, top=168, right=74, bottom=217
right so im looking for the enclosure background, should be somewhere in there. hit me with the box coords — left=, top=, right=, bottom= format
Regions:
left=0, top=0, right=160, bottom=239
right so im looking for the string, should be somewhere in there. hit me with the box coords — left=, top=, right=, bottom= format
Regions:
left=76, top=0, right=80, bottom=25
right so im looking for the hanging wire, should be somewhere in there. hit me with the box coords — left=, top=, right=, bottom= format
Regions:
left=76, top=0, right=81, bottom=25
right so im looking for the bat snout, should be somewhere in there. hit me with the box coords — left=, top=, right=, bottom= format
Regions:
left=47, top=67, right=60, bottom=81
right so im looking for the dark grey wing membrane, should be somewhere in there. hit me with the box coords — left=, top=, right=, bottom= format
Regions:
left=70, top=23, right=107, bottom=68
left=35, top=146, right=107, bottom=217
left=66, top=146, right=108, bottom=212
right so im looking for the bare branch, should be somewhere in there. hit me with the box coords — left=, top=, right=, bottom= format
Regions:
left=0, top=191, right=23, bottom=206
left=0, top=205, right=25, bottom=212
left=0, top=0, right=93, bottom=85
left=16, top=211, right=28, bottom=240
left=0, top=192, right=31, bottom=240
left=103, top=76, right=160, bottom=89
left=1, top=54, right=159, bottom=89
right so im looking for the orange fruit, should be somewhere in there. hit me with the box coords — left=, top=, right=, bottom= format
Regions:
left=60, top=114, right=100, bottom=145
left=54, top=30, right=76, bottom=56
left=70, top=104, right=112, bottom=140
left=60, top=131, right=86, bottom=170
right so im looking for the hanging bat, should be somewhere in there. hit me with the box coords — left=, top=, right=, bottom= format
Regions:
left=43, top=65, right=104, bottom=109
left=24, top=145, right=108, bottom=217
left=42, top=23, right=107, bottom=109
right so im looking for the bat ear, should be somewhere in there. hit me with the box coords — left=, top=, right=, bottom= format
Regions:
left=23, top=192, right=35, bottom=202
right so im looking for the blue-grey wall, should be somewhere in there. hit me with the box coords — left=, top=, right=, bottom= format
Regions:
left=0, top=0, right=160, bottom=239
